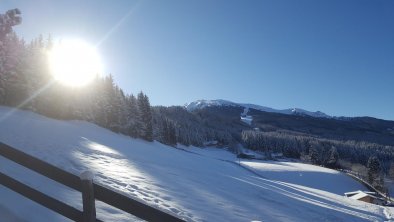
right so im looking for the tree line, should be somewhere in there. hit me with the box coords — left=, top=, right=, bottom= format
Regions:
left=241, top=129, right=392, bottom=192
left=0, top=9, right=159, bottom=142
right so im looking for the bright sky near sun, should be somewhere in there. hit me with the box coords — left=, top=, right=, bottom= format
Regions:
left=1, top=0, right=394, bottom=120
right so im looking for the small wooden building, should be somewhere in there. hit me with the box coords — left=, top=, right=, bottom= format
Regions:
left=345, top=190, right=385, bottom=205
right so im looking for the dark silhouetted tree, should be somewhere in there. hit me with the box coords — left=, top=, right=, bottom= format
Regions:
left=309, top=146, right=319, bottom=165
left=138, top=92, right=153, bottom=141
left=325, top=146, right=339, bottom=168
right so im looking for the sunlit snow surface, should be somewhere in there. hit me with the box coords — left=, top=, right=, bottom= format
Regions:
left=0, top=106, right=392, bottom=222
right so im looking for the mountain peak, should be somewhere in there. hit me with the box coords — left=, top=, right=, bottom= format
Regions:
left=185, top=99, right=331, bottom=118
left=184, top=99, right=239, bottom=111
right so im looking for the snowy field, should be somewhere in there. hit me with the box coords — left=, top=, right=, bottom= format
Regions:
left=0, top=106, right=393, bottom=221
left=385, top=178, right=394, bottom=202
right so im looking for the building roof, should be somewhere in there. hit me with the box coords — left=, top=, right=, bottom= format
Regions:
left=346, top=191, right=377, bottom=200
left=344, top=190, right=362, bottom=197
left=350, top=192, right=372, bottom=200
left=345, top=190, right=376, bottom=196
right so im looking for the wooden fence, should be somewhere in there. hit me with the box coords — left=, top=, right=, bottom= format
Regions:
left=0, top=142, right=185, bottom=222
left=342, top=169, right=392, bottom=202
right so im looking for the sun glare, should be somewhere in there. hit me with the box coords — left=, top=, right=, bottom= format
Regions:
left=48, top=39, right=102, bottom=87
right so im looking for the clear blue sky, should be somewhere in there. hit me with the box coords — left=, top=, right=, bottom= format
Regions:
left=2, top=0, right=394, bottom=120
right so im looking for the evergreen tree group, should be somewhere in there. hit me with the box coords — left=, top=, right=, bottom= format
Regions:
left=367, top=156, right=384, bottom=191
left=0, top=9, right=153, bottom=142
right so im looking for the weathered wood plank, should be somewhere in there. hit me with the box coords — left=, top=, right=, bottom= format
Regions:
left=80, top=171, right=96, bottom=222
left=0, top=171, right=83, bottom=221
left=0, top=142, right=81, bottom=191
left=94, top=183, right=185, bottom=222
left=0, top=142, right=184, bottom=222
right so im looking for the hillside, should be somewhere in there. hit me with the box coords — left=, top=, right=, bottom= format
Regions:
left=152, top=103, right=394, bottom=177
left=0, top=106, right=392, bottom=221
left=183, top=99, right=394, bottom=146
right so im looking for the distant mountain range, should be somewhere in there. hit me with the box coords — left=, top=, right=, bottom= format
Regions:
left=176, top=99, right=394, bottom=146
left=185, top=99, right=331, bottom=118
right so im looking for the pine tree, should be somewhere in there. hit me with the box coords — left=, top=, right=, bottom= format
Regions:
left=159, top=118, right=177, bottom=146
left=93, top=75, right=116, bottom=128
left=125, top=94, right=142, bottom=137
left=137, top=92, right=153, bottom=141
left=367, top=156, right=381, bottom=185
left=1, top=32, right=26, bottom=107
left=0, top=9, right=21, bottom=40
left=309, top=146, right=319, bottom=165
left=0, top=9, right=22, bottom=104
left=107, top=85, right=124, bottom=132
left=325, top=146, right=339, bottom=168
left=168, top=120, right=177, bottom=146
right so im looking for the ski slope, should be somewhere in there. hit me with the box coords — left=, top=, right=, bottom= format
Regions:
left=0, top=106, right=392, bottom=221
left=240, top=107, right=253, bottom=125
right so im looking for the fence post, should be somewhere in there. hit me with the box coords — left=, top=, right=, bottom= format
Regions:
left=80, top=171, right=96, bottom=222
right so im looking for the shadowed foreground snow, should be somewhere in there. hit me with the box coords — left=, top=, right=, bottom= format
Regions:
left=0, top=106, right=392, bottom=221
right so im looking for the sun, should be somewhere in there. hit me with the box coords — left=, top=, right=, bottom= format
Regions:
left=48, top=39, right=102, bottom=87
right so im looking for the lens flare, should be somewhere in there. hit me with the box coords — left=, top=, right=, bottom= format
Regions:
left=48, top=39, right=102, bottom=87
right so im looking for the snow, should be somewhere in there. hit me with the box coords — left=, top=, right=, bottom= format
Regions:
left=79, top=171, right=94, bottom=180
left=184, top=99, right=239, bottom=111
left=0, top=106, right=392, bottom=222
left=179, top=146, right=237, bottom=162
left=238, top=103, right=331, bottom=118
left=185, top=99, right=331, bottom=118
left=350, top=192, right=374, bottom=200
left=241, top=160, right=368, bottom=195
left=385, top=177, right=394, bottom=201
left=240, top=107, right=253, bottom=125
left=345, top=190, right=375, bottom=197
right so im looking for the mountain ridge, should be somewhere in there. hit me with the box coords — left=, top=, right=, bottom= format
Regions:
left=185, top=99, right=331, bottom=118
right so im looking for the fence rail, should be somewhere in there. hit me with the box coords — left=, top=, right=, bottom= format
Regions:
left=340, top=169, right=392, bottom=203
left=0, top=142, right=185, bottom=222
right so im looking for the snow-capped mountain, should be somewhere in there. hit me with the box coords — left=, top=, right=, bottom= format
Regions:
left=184, top=99, right=238, bottom=111
left=185, top=99, right=331, bottom=118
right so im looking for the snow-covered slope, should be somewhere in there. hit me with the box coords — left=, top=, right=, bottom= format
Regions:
left=0, top=106, right=391, bottom=222
left=185, top=99, right=331, bottom=118
left=242, top=160, right=364, bottom=195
